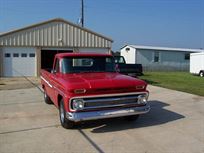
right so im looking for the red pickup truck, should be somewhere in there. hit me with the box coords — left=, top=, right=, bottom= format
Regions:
left=41, top=53, right=150, bottom=129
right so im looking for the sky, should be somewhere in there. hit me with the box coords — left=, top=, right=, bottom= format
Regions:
left=0, top=0, right=204, bottom=51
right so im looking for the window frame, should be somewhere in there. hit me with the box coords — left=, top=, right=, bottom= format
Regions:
left=4, top=53, right=11, bottom=58
left=29, top=53, right=35, bottom=57
left=153, top=51, right=161, bottom=63
left=21, top=53, right=27, bottom=58
left=184, top=53, right=190, bottom=60
left=13, top=53, right=19, bottom=58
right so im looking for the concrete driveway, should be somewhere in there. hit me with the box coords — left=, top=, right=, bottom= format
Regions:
left=0, top=80, right=204, bottom=153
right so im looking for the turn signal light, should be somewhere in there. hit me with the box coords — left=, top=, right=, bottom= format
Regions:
left=136, top=85, right=145, bottom=90
left=74, top=89, right=86, bottom=94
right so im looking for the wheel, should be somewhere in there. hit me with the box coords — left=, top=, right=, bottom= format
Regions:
left=124, top=115, right=140, bottom=121
left=44, top=91, right=52, bottom=104
left=199, top=71, right=204, bottom=77
left=59, top=99, right=75, bottom=129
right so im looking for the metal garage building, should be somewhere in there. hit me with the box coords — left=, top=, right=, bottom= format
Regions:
left=0, top=18, right=113, bottom=77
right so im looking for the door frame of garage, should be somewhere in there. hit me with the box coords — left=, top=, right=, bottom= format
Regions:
left=36, top=47, right=41, bottom=77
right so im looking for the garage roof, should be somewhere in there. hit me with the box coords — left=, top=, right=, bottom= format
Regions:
left=0, top=18, right=113, bottom=48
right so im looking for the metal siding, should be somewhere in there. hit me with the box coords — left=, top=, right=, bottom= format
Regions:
left=25, top=32, right=28, bottom=46
left=59, top=22, right=63, bottom=46
left=37, top=29, right=39, bottom=46
left=28, top=30, right=31, bottom=46
left=0, top=21, right=112, bottom=48
left=81, top=30, right=84, bottom=46
left=84, top=32, right=87, bottom=47
left=136, top=49, right=190, bottom=71
left=63, top=23, right=66, bottom=46
left=67, top=24, right=70, bottom=46
left=32, top=29, right=35, bottom=46
left=92, top=34, right=95, bottom=47
left=77, top=28, right=80, bottom=46
left=79, top=48, right=109, bottom=53
left=137, top=49, right=153, bottom=65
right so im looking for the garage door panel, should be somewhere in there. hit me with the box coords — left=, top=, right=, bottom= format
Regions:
left=3, top=47, right=36, bottom=77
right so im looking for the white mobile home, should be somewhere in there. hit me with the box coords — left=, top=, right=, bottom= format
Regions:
left=190, top=53, right=204, bottom=77
left=121, top=45, right=204, bottom=71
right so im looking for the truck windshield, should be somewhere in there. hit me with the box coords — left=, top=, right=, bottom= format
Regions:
left=61, top=56, right=116, bottom=73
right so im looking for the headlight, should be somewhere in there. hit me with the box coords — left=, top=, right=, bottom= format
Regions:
left=72, top=99, right=84, bottom=110
left=137, top=94, right=148, bottom=104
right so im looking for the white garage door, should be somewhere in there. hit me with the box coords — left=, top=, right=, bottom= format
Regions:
left=3, top=47, right=36, bottom=77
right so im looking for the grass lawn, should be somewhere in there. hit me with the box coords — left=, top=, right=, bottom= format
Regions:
left=139, top=72, right=204, bottom=96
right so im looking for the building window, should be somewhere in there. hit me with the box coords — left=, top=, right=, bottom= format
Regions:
left=153, top=51, right=160, bottom=62
left=125, top=48, right=130, bottom=51
left=29, top=53, right=35, bottom=57
left=184, top=53, right=190, bottom=60
left=21, top=53, right=27, bottom=57
left=13, top=53, right=19, bottom=57
left=5, top=53, right=10, bottom=57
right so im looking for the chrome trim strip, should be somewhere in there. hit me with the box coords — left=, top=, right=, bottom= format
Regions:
left=40, top=76, right=53, bottom=88
left=66, top=105, right=150, bottom=122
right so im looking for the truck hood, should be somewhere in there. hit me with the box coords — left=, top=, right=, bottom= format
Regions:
left=59, top=72, right=147, bottom=93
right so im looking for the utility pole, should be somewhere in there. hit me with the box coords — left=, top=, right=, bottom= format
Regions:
left=81, top=0, right=84, bottom=27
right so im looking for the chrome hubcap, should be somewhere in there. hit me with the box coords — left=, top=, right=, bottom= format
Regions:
left=60, top=104, right=65, bottom=122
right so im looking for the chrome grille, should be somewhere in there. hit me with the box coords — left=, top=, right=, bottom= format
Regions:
left=82, top=94, right=144, bottom=109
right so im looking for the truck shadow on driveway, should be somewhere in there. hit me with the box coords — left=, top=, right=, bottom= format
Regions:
left=77, top=100, right=185, bottom=133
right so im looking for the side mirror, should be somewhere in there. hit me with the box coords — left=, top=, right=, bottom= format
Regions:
left=115, top=64, right=120, bottom=72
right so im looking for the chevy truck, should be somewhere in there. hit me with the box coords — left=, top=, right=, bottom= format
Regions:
left=41, top=53, right=150, bottom=129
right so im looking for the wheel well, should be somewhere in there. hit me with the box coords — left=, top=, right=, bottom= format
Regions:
left=57, top=94, right=63, bottom=107
left=42, top=84, right=45, bottom=89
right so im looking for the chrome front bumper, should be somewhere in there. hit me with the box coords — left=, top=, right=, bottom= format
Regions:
left=66, top=105, right=150, bottom=122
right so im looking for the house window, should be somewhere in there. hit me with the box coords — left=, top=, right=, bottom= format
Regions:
left=13, top=53, right=19, bottom=57
left=4, top=53, right=10, bottom=57
left=29, top=53, right=35, bottom=57
left=153, top=51, right=160, bottom=62
left=21, top=53, right=27, bottom=57
left=184, top=53, right=190, bottom=60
